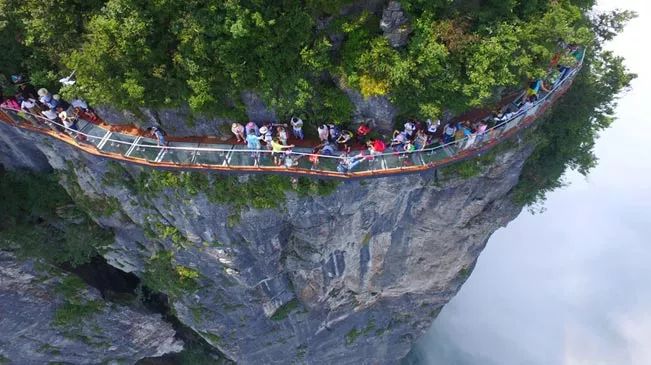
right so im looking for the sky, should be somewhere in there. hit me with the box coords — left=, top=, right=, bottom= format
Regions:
left=410, top=1, right=651, bottom=364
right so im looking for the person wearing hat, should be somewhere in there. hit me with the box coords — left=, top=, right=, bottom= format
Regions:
left=231, top=122, right=245, bottom=143
left=259, top=125, right=273, bottom=150
left=146, top=126, right=168, bottom=147
left=245, top=121, right=259, bottom=136
left=390, top=130, right=407, bottom=151
left=38, top=88, right=59, bottom=110
left=57, top=106, right=78, bottom=132
left=41, top=108, right=65, bottom=133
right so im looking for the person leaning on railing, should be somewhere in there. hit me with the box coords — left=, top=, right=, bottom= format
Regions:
left=245, top=128, right=263, bottom=157
left=146, top=126, right=168, bottom=147
left=337, top=152, right=368, bottom=173
left=414, top=129, right=428, bottom=150
left=56, top=106, right=79, bottom=136
left=270, top=137, right=294, bottom=166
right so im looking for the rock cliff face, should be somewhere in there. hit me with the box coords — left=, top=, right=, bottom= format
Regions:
left=0, top=120, right=530, bottom=364
left=380, top=1, right=412, bottom=48
left=0, top=251, right=183, bottom=364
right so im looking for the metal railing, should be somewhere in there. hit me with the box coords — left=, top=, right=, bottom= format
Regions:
left=0, top=51, right=584, bottom=179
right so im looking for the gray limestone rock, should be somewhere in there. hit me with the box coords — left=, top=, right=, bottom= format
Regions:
left=93, top=89, right=279, bottom=138
left=241, top=91, right=278, bottom=123
left=0, top=252, right=183, bottom=365
left=0, top=117, right=532, bottom=364
left=340, top=84, right=398, bottom=134
left=380, top=1, right=412, bottom=48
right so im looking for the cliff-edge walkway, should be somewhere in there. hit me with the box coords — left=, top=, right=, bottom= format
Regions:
left=0, top=55, right=583, bottom=180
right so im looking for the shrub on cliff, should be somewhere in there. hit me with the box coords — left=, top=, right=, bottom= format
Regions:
left=0, top=169, right=113, bottom=267
left=0, top=0, right=605, bottom=123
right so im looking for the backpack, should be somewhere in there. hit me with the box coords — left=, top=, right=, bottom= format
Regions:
left=329, top=125, right=340, bottom=139
left=154, top=126, right=168, bottom=136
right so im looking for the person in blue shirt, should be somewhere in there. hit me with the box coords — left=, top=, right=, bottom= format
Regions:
left=146, top=126, right=168, bottom=147
left=527, top=79, right=550, bottom=101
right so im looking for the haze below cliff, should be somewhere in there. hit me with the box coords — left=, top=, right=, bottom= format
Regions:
left=410, top=1, right=651, bottom=363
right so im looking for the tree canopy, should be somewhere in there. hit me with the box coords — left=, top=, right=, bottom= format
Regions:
left=0, top=0, right=637, bottom=207
left=0, top=0, right=616, bottom=121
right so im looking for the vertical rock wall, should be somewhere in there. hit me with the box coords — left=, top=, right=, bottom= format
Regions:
left=0, top=252, right=183, bottom=364
left=0, top=120, right=530, bottom=364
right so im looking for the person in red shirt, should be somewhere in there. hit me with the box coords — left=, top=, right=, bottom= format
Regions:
left=367, top=138, right=386, bottom=155
left=356, top=123, right=371, bottom=143
left=308, top=147, right=320, bottom=170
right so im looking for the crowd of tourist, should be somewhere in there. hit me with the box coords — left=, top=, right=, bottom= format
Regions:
left=0, top=43, right=583, bottom=173
left=0, top=76, right=98, bottom=142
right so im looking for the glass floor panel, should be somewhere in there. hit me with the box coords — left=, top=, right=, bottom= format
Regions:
left=257, top=149, right=279, bottom=167
left=129, top=138, right=162, bottom=161
left=77, top=123, right=108, bottom=146
left=292, top=148, right=318, bottom=170
left=159, top=142, right=199, bottom=164
left=194, top=144, right=230, bottom=166
left=100, top=133, right=136, bottom=155
left=421, top=147, right=451, bottom=164
left=315, top=155, right=341, bottom=173
left=227, top=147, right=258, bottom=167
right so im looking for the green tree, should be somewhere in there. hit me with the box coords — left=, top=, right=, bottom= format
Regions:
left=513, top=50, right=636, bottom=207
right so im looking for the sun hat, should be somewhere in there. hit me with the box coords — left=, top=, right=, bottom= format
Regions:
left=37, top=88, right=49, bottom=97
left=259, top=126, right=269, bottom=134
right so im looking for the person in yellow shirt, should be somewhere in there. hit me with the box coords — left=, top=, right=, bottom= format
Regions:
left=271, top=138, right=294, bottom=166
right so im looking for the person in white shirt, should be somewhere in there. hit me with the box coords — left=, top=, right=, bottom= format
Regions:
left=404, top=121, right=416, bottom=138
left=317, top=125, right=329, bottom=142
left=426, top=118, right=440, bottom=135
left=290, top=117, right=304, bottom=140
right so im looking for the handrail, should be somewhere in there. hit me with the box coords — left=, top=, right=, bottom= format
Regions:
left=0, top=50, right=584, bottom=179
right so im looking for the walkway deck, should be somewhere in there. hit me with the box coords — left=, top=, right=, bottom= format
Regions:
left=0, top=62, right=582, bottom=180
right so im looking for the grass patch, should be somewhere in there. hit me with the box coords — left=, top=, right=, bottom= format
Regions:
left=345, top=319, right=376, bottom=345
left=53, top=276, right=103, bottom=327
left=152, top=222, right=190, bottom=249
left=361, top=232, right=372, bottom=246
left=141, top=251, right=199, bottom=299
left=458, top=267, right=471, bottom=279
left=199, top=331, right=222, bottom=345
left=270, top=298, right=300, bottom=321
left=440, top=152, right=497, bottom=179
left=0, top=169, right=113, bottom=267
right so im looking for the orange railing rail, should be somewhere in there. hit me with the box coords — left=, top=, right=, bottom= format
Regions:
left=0, top=51, right=584, bottom=180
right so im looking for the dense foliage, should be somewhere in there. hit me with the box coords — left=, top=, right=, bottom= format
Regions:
left=513, top=50, right=635, bottom=208
left=0, top=1, right=636, bottom=207
left=0, top=0, right=604, bottom=123
left=141, top=250, right=199, bottom=299
left=511, top=9, right=637, bottom=208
